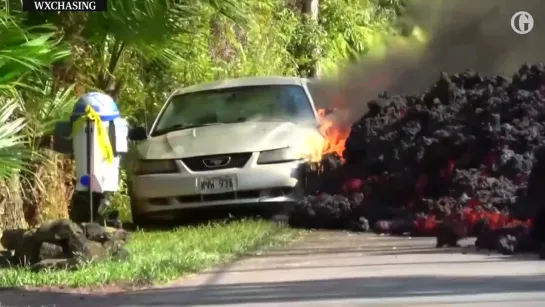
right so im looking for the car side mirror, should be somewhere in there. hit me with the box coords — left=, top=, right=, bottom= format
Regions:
left=128, top=125, right=148, bottom=141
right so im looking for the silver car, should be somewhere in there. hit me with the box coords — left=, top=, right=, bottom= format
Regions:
left=127, top=76, right=325, bottom=225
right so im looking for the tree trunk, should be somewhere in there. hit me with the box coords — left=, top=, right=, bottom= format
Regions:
left=300, top=0, right=321, bottom=77
left=302, top=0, right=319, bottom=24
left=0, top=175, right=28, bottom=235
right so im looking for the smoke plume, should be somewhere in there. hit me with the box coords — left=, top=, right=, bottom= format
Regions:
left=314, top=0, right=545, bottom=122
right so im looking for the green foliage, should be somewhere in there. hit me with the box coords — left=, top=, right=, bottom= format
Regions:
left=0, top=12, right=70, bottom=180
left=0, top=102, right=27, bottom=179
left=317, top=0, right=401, bottom=75
left=0, top=0, right=407, bottom=224
left=0, top=13, right=69, bottom=85
left=0, top=220, right=300, bottom=287
left=20, top=82, right=77, bottom=144
left=116, top=0, right=302, bottom=124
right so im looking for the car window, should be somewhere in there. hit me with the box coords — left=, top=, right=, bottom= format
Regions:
left=152, top=84, right=315, bottom=134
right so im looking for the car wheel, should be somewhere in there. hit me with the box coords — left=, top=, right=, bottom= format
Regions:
left=271, top=167, right=309, bottom=223
left=128, top=181, right=156, bottom=229
left=131, top=213, right=155, bottom=229
left=130, top=197, right=157, bottom=229
left=130, top=212, right=156, bottom=231
left=270, top=176, right=306, bottom=223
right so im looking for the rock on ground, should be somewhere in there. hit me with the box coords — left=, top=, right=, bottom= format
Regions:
left=0, top=219, right=130, bottom=271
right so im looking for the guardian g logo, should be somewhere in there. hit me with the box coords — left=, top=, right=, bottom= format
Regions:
left=511, top=11, right=534, bottom=34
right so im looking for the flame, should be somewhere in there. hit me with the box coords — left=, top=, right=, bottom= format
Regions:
left=317, top=108, right=350, bottom=159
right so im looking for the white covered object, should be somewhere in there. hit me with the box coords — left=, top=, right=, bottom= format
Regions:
left=73, top=120, right=121, bottom=192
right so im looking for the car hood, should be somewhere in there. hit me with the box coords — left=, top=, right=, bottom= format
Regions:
left=135, top=121, right=323, bottom=159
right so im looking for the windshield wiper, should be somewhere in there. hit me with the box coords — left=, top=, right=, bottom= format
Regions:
left=151, top=123, right=222, bottom=136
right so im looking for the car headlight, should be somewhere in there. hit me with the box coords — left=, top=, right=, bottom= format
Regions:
left=134, top=159, right=178, bottom=175
left=257, top=147, right=301, bottom=164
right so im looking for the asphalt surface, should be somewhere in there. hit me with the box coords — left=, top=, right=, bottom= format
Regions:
left=2, top=231, right=545, bottom=307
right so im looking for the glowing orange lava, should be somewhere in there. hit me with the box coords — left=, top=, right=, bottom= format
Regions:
left=317, top=108, right=350, bottom=159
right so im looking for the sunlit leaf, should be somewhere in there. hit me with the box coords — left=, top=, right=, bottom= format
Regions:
left=0, top=100, right=29, bottom=179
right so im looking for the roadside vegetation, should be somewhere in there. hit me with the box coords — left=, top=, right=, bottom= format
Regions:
left=0, top=0, right=409, bottom=287
left=0, top=220, right=299, bottom=287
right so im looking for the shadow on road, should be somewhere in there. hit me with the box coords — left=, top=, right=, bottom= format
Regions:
left=1, top=274, right=545, bottom=306
left=2, top=233, right=544, bottom=306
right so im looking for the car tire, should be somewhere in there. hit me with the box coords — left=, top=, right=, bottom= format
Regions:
left=269, top=172, right=307, bottom=222
left=131, top=213, right=155, bottom=229
left=128, top=181, right=156, bottom=229
left=271, top=165, right=310, bottom=223
left=130, top=198, right=157, bottom=229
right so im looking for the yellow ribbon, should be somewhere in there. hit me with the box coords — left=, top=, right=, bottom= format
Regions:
left=69, top=105, right=114, bottom=164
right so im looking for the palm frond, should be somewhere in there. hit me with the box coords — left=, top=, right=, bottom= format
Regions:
left=24, top=80, right=77, bottom=137
left=0, top=10, right=71, bottom=179
left=0, top=11, right=70, bottom=85
left=0, top=100, right=29, bottom=179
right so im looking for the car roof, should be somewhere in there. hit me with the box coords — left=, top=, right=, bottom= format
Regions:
left=170, top=76, right=310, bottom=96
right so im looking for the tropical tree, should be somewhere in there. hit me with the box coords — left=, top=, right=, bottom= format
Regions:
left=18, top=0, right=251, bottom=113
left=0, top=12, right=70, bottom=178
left=0, top=11, right=71, bottom=229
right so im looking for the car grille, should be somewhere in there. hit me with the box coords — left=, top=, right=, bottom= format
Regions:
left=181, top=152, right=252, bottom=171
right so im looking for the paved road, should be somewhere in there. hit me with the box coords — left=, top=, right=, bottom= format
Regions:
left=2, top=231, right=545, bottom=307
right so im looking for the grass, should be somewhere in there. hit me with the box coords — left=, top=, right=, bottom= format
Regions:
left=0, top=219, right=303, bottom=288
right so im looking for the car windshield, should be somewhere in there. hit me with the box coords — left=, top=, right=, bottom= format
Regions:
left=151, top=84, right=315, bottom=136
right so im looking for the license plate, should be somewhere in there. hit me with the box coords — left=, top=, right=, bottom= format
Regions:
left=198, top=176, right=236, bottom=194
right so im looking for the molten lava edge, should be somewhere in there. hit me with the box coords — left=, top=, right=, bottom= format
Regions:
left=305, top=65, right=545, bottom=256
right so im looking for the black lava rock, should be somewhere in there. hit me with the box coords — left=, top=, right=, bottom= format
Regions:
left=290, top=64, right=545, bottom=257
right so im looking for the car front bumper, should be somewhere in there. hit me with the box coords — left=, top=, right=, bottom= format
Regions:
left=130, top=153, right=305, bottom=216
